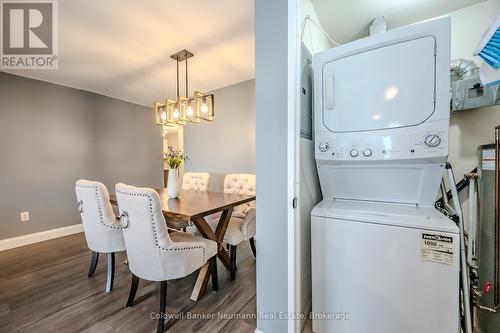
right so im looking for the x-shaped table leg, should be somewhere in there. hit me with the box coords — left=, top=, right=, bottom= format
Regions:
left=190, top=207, right=233, bottom=301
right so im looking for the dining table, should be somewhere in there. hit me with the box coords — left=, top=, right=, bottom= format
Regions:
left=109, top=188, right=256, bottom=301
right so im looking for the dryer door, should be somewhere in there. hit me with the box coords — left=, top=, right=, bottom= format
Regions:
left=322, top=36, right=436, bottom=133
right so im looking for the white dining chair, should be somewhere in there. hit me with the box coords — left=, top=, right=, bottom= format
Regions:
left=208, top=173, right=256, bottom=280
left=167, top=172, right=210, bottom=231
left=114, top=183, right=218, bottom=333
left=75, top=179, right=126, bottom=293
left=182, top=172, right=210, bottom=192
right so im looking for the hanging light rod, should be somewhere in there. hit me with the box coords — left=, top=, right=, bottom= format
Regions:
left=154, top=49, right=214, bottom=127
left=170, top=49, right=193, bottom=62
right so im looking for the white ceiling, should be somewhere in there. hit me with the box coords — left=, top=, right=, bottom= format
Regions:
left=312, top=0, right=485, bottom=44
left=3, top=0, right=255, bottom=106
left=4, top=0, right=486, bottom=106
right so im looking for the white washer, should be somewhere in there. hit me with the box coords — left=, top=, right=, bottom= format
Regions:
left=311, top=200, right=459, bottom=333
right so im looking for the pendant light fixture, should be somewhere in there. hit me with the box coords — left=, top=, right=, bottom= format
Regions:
left=154, top=49, right=214, bottom=126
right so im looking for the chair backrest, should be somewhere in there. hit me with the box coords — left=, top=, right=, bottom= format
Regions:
left=182, top=172, right=210, bottom=192
left=75, top=180, right=124, bottom=253
left=224, top=174, right=256, bottom=213
left=115, top=183, right=173, bottom=280
left=224, top=173, right=256, bottom=195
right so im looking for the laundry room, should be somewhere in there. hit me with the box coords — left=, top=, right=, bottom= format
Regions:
left=299, top=0, right=500, bottom=332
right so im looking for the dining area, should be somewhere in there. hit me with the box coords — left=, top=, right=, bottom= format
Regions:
left=64, top=45, right=259, bottom=332
left=0, top=1, right=265, bottom=331
left=0, top=69, right=258, bottom=333
left=75, top=170, right=256, bottom=333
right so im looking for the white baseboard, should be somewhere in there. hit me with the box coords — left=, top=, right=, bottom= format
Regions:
left=0, top=224, right=83, bottom=251
left=254, top=330, right=265, bottom=333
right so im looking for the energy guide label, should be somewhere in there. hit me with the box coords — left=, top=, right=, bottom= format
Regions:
left=421, top=233, right=454, bottom=265
left=482, top=149, right=495, bottom=171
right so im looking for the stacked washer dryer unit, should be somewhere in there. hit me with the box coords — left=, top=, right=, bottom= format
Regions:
left=311, top=17, right=459, bottom=333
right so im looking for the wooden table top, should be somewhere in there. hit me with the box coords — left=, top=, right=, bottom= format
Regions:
left=110, top=189, right=255, bottom=220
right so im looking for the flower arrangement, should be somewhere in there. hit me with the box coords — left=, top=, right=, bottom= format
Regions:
left=163, top=146, right=189, bottom=169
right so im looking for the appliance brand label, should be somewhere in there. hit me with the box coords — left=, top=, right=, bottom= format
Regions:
left=421, top=232, right=454, bottom=265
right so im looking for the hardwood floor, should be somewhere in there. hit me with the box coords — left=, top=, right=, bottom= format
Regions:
left=0, top=233, right=256, bottom=333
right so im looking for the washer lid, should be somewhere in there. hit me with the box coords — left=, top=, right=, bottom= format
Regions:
left=311, top=199, right=458, bottom=234
left=322, top=36, right=436, bottom=133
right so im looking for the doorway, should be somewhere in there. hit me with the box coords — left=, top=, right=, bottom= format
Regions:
left=162, top=124, right=184, bottom=187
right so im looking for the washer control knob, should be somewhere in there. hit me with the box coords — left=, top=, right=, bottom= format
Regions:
left=363, top=148, right=373, bottom=157
left=350, top=149, right=359, bottom=158
left=318, top=142, right=329, bottom=152
left=424, top=134, right=441, bottom=148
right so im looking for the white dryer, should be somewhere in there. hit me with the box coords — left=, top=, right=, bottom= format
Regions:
left=311, top=16, right=459, bottom=333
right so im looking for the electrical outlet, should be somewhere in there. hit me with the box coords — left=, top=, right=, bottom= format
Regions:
left=20, top=211, right=30, bottom=222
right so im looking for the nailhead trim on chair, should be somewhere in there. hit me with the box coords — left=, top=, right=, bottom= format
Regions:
left=116, top=189, right=207, bottom=262
left=76, top=184, right=122, bottom=230
left=241, top=216, right=256, bottom=240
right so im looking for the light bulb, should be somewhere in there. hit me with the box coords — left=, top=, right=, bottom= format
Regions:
left=160, top=111, right=167, bottom=121
left=186, top=105, right=194, bottom=117
left=201, top=102, right=209, bottom=114
left=173, top=109, right=180, bottom=119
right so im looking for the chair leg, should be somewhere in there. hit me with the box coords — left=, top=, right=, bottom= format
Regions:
left=249, top=237, right=256, bottom=259
left=157, top=281, right=167, bottom=333
left=126, top=274, right=140, bottom=308
left=230, top=245, right=237, bottom=281
left=211, top=257, right=219, bottom=292
left=88, top=251, right=99, bottom=278
left=105, top=252, right=115, bottom=293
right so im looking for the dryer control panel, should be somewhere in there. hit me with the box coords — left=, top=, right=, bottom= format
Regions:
left=315, top=119, right=448, bottom=162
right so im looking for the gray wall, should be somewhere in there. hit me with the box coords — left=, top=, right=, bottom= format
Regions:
left=449, top=106, right=500, bottom=179
left=256, top=0, right=291, bottom=332
left=183, top=79, right=255, bottom=192
left=0, top=72, right=163, bottom=240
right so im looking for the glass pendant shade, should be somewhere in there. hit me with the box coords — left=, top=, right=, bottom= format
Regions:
left=178, top=97, right=200, bottom=123
left=195, top=91, right=214, bottom=121
left=154, top=101, right=167, bottom=125
left=166, top=100, right=185, bottom=125
left=154, top=100, right=188, bottom=125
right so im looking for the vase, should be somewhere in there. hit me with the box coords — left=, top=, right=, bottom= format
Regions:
left=167, top=168, right=180, bottom=199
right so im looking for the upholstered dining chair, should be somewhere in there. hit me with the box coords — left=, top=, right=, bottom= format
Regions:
left=182, top=172, right=210, bottom=192
left=75, top=179, right=125, bottom=294
left=208, top=173, right=256, bottom=280
left=167, top=172, right=210, bottom=231
left=114, top=183, right=218, bottom=333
